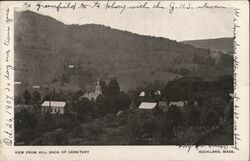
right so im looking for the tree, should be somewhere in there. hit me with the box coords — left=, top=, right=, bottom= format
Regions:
left=61, top=73, right=70, bottom=83
left=100, top=80, right=108, bottom=96
left=116, top=92, right=131, bottom=111
left=32, top=90, right=41, bottom=103
left=168, top=105, right=183, bottom=127
left=78, top=98, right=93, bottom=113
left=94, top=95, right=109, bottom=117
left=15, top=109, right=37, bottom=132
left=15, top=95, right=22, bottom=105
left=157, top=114, right=174, bottom=143
left=23, top=89, right=31, bottom=105
left=107, top=78, right=120, bottom=96
left=72, top=90, right=84, bottom=101
left=206, top=110, right=219, bottom=126
left=73, top=98, right=93, bottom=122
left=43, top=93, right=51, bottom=101
left=127, top=114, right=143, bottom=143
left=189, top=107, right=201, bottom=126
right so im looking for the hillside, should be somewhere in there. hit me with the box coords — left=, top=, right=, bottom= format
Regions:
left=14, top=10, right=233, bottom=94
left=181, top=38, right=234, bottom=54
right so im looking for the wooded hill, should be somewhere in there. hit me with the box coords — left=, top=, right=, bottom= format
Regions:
left=14, top=10, right=233, bottom=93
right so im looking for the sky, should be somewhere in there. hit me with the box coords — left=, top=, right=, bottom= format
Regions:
left=20, top=2, right=234, bottom=41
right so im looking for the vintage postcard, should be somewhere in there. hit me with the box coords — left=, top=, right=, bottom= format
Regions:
left=0, top=0, right=249, bottom=161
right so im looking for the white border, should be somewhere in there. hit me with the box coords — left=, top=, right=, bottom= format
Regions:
left=0, top=1, right=249, bottom=161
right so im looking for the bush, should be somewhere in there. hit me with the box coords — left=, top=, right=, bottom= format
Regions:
left=72, top=98, right=94, bottom=122
left=156, top=117, right=174, bottom=142
left=142, top=119, right=156, bottom=134
left=103, top=113, right=116, bottom=123
left=87, top=122, right=104, bottom=140
left=58, top=117, right=78, bottom=130
left=15, top=109, right=37, bottom=132
left=117, top=115, right=127, bottom=126
left=127, top=115, right=143, bottom=142
left=206, top=110, right=219, bottom=126
left=71, top=126, right=83, bottom=137
left=44, top=131, right=66, bottom=145
left=16, top=128, right=41, bottom=144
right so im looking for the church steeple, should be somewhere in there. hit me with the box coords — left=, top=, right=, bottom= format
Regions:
left=95, top=78, right=102, bottom=94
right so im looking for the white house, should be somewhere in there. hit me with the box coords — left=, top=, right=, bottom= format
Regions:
left=168, top=101, right=187, bottom=112
left=138, top=102, right=157, bottom=110
left=169, top=101, right=184, bottom=107
left=32, top=85, right=40, bottom=89
left=154, top=90, right=161, bottom=95
left=41, top=101, right=66, bottom=115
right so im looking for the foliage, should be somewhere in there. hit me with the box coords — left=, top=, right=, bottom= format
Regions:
left=103, top=113, right=116, bottom=123
left=61, top=73, right=70, bottom=83
left=32, top=90, right=41, bottom=103
left=188, top=107, right=201, bottom=126
left=156, top=113, right=174, bottom=143
left=72, top=97, right=94, bottom=122
left=168, top=105, right=183, bottom=127
left=72, top=90, right=84, bottom=101
left=94, top=95, right=110, bottom=117
left=167, top=67, right=191, bottom=77
left=126, top=111, right=175, bottom=144
left=15, top=95, right=23, bottom=105
left=162, top=75, right=233, bottom=100
left=192, top=53, right=216, bottom=66
left=205, top=110, right=220, bottom=126
left=16, top=128, right=41, bottom=144
left=43, top=93, right=51, bottom=101
left=127, top=114, right=144, bottom=143
left=83, top=121, right=104, bottom=140
left=93, top=80, right=131, bottom=117
left=107, top=78, right=120, bottom=96
left=142, top=117, right=157, bottom=134
left=15, top=109, right=37, bottom=132
left=100, top=80, right=108, bottom=96
left=23, top=89, right=31, bottom=105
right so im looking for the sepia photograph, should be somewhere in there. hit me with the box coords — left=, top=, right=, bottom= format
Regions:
left=13, top=3, right=235, bottom=146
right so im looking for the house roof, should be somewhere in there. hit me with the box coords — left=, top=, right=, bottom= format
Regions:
left=32, top=85, right=40, bottom=89
left=41, top=101, right=66, bottom=107
left=139, top=91, right=145, bottom=97
left=154, top=90, right=161, bottom=95
left=138, top=102, right=157, bottom=110
left=169, top=101, right=185, bottom=107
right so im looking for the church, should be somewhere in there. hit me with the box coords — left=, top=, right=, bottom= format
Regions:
left=79, top=79, right=102, bottom=101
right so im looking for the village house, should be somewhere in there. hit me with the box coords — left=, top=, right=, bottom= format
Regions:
left=158, top=101, right=169, bottom=112
left=154, top=90, right=161, bottom=95
left=139, top=91, right=145, bottom=97
left=41, top=101, right=66, bottom=115
left=79, top=79, right=102, bottom=101
left=137, top=102, right=158, bottom=116
left=138, top=102, right=157, bottom=110
left=168, top=101, right=187, bottom=112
